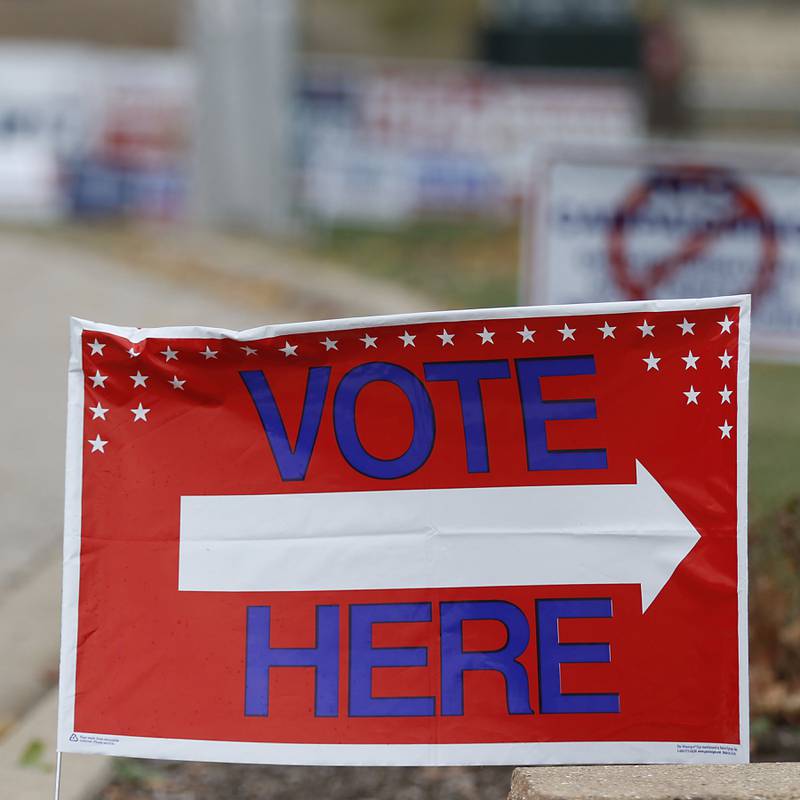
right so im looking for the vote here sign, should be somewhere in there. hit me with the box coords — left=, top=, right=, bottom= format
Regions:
left=58, top=296, right=750, bottom=766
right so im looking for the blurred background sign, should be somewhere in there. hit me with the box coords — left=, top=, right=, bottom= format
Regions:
left=298, top=59, right=643, bottom=222
left=523, top=144, right=800, bottom=359
left=2, top=0, right=800, bottom=231
left=0, top=43, right=191, bottom=223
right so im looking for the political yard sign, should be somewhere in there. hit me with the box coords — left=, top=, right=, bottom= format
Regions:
left=524, top=146, right=800, bottom=360
left=59, top=297, right=749, bottom=766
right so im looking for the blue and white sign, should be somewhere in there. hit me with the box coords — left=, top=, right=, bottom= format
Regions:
left=524, top=145, right=800, bottom=360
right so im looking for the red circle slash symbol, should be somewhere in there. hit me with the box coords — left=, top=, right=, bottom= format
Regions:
left=607, top=166, right=778, bottom=304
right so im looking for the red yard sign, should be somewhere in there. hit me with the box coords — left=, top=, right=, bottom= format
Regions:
left=58, top=297, right=749, bottom=765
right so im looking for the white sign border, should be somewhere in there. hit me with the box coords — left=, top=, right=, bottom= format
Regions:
left=58, top=295, right=750, bottom=766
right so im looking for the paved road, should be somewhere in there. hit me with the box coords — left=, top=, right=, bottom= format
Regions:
left=0, top=230, right=305, bottom=594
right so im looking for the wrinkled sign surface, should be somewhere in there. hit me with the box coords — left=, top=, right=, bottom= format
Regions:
left=59, top=297, right=749, bottom=765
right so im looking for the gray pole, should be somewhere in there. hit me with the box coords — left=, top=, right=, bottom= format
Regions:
left=188, top=0, right=297, bottom=236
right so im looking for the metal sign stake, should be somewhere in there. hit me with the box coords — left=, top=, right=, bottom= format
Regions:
left=53, top=751, right=63, bottom=800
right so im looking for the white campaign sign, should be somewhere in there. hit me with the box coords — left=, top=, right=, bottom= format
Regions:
left=525, top=145, right=800, bottom=359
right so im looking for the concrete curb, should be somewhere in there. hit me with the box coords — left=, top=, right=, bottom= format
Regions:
left=0, top=688, right=110, bottom=800
left=0, top=551, right=110, bottom=799
left=0, top=552, right=61, bottom=732
left=509, top=764, right=800, bottom=800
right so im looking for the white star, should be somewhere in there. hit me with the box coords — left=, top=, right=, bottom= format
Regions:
left=558, top=323, right=576, bottom=341
left=477, top=327, right=495, bottom=345
left=280, top=341, right=298, bottom=357
left=88, top=338, right=105, bottom=356
left=321, top=337, right=338, bottom=351
left=637, top=320, right=655, bottom=337
left=399, top=330, right=416, bottom=347
left=241, top=345, right=257, bottom=356
left=88, top=434, right=107, bottom=453
left=131, top=402, right=150, bottom=422
left=517, top=325, right=535, bottom=343
left=683, top=386, right=701, bottom=405
left=161, top=346, right=178, bottom=362
left=719, top=385, right=732, bottom=404
left=598, top=321, right=616, bottom=339
left=130, top=371, right=148, bottom=388
left=719, top=350, right=733, bottom=369
left=677, top=317, right=696, bottom=336
left=360, top=333, right=378, bottom=349
left=89, top=400, right=108, bottom=422
left=89, top=370, right=108, bottom=388
left=200, top=346, right=218, bottom=360
left=89, top=402, right=108, bottom=420
left=643, top=352, right=661, bottom=371
left=127, top=347, right=142, bottom=358
left=719, top=420, right=733, bottom=439
left=718, top=315, right=734, bottom=334
left=682, top=351, right=699, bottom=370
left=170, top=375, right=186, bottom=390
left=437, top=329, right=455, bottom=346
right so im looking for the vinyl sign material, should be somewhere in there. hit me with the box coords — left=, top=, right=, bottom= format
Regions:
left=59, top=298, right=750, bottom=766
left=525, top=147, right=800, bottom=359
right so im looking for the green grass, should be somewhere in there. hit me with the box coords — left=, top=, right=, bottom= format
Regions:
left=750, top=362, right=800, bottom=522
left=309, top=219, right=520, bottom=309
left=310, top=220, right=800, bottom=522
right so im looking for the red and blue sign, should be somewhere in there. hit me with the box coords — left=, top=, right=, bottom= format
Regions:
left=58, top=297, right=750, bottom=765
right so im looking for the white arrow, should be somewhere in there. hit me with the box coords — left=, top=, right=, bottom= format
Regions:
left=178, top=461, right=699, bottom=611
